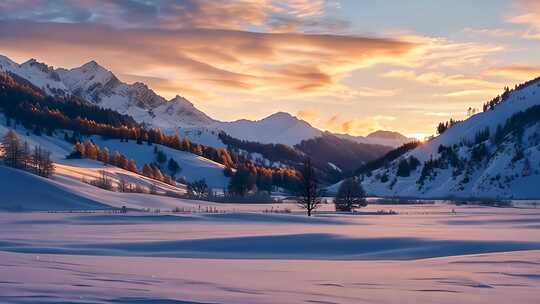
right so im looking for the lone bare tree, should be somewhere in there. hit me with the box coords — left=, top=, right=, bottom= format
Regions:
left=334, top=177, right=367, bottom=212
left=297, top=158, right=323, bottom=216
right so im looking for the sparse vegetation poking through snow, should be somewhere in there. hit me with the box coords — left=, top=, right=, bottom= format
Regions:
left=482, top=77, right=540, bottom=112
left=88, top=170, right=114, bottom=191
left=334, top=177, right=367, bottom=212
left=436, top=118, right=461, bottom=135
left=187, top=179, right=210, bottom=200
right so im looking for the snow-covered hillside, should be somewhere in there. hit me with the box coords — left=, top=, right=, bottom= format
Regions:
left=0, top=55, right=407, bottom=148
left=214, top=112, right=322, bottom=146
left=0, top=55, right=215, bottom=130
left=359, top=78, right=540, bottom=199
left=0, top=166, right=110, bottom=211
left=91, top=137, right=229, bottom=189
left=0, top=113, right=234, bottom=211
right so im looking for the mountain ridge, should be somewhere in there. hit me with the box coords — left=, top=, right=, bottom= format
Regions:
left=0, top=55, right=409, bottom=148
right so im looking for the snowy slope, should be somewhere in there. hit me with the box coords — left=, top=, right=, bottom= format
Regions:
left=214, top=112, right=323, bottom=146
left=1, top=160, right=229, bottom=211
left=91, top=137, right=229, bottom=189
left=0, top=165, right=110, bottom=211
left=0, top=115, right=229, bottom=195
left=359, top=78, right=540, bottom=199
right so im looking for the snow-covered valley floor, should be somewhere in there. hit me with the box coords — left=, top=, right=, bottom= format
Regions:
left=0, top=204, right=539, bottom=303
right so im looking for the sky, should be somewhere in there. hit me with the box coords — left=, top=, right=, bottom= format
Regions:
left=1, top=0, right=539, bottom=139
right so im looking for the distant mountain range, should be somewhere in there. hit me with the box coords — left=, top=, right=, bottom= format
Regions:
left=0, top=55, right=411, bottom=148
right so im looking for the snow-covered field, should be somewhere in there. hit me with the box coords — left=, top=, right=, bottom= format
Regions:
left=0, top=203, right=539, bottom=303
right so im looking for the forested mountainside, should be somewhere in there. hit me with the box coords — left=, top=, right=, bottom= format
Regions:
left=347, top=76, right=540, bottom=199
left=0, top=72, right=302, bottom=192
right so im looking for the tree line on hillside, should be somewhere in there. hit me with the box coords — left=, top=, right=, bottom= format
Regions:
left=221, top=131, right=392, bottom=184
left=354, top=141, right=421, bottom=176
left=1, top=130, right=54, bottom=177
left=295, top=133, right=393, bottom=178
left=435, top=78, right=540, bottom=136
left=219, top=132, right=303, bottom=163
left=0, top=72, right=303, bottom=192
left=0, top=72, right=235, bottom=166
left=227, top=161, right=301, bottom=195
left=68, top=140, right=176, bottom=185
left=436, top=118, right=461, bottom=135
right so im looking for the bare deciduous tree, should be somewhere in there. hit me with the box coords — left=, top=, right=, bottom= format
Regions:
left=297, top=158, right=324, bottom=216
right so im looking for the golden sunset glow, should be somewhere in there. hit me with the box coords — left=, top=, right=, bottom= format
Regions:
left=1, top=0, right=539, bottom=136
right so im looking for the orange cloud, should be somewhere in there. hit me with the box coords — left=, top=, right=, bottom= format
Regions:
left=324, top=114, right=395, bottom=136
left=485, top=66, right=540, bottom=80
left=0, top=21, right=417, bottom=101
left=297, top=108, right=321, bottom=122
left=400, top=35, right=503, bottom=68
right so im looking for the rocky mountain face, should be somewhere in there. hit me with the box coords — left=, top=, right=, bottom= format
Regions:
left=0, top=56, right=215, bottom=130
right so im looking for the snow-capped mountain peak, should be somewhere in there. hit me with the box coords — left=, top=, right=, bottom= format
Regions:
left=56, top=60, right=116, bottom=93
left=0, top=57, right=65, bottom=93
left=169, top=95, right=193, bottom=106
left=367, top=130, right=408, bottom=141
left=21, top=58, right=54, bottom=73
left=263, top=111, right=294, bottom=121
left=1, top=54, right=214, bottom=129
left=1, top=54, right=410, bottom=148
left=213, top=112, right=323, bottom=146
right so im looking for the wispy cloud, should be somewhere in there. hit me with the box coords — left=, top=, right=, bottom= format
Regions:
left=383, top=70, right=501, bottom=89
left=507, top=0, right=540, bottom=39
left=0, top=0, right=343, bottom=32
left=485, top=65, right=540, bottom=80
left=324, top=114, right=396, bottom=136
left=0, top=20, right=417, bottom=101
left=441, top=89, right=501, bottom=97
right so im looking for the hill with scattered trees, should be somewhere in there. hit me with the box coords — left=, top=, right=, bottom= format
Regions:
left=356, top=76, right=540, bottom=199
